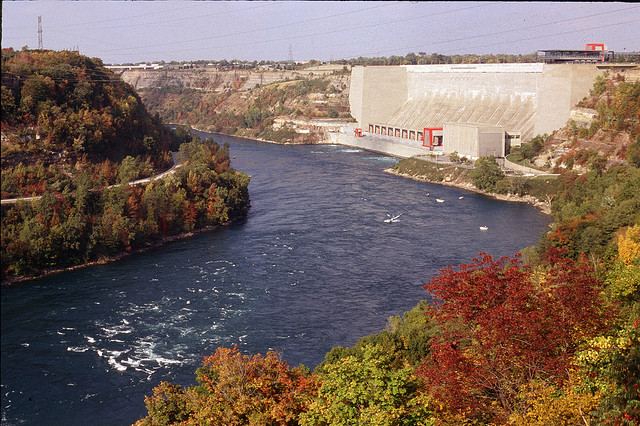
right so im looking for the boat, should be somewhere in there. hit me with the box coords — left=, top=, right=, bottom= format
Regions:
left=479, top=226, right=488, bottom=231
left=436, top=199, right=445, bottom=203
left=425, top=193, right=430, bottom=197
left=459, top=196, right=464, bottom=199
left=384, top=213, right=402, bottom=223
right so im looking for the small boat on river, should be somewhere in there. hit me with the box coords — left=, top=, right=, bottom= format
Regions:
left=479, top=226, right=488, bottom=231
left=436, top=199, right=445, bottom=203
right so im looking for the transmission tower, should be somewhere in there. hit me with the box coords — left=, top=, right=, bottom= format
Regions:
left=38, top=16, right=43, bottom=50
left=288, top=44, right=293, bottom=63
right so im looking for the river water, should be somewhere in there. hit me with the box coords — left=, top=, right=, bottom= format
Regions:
left=1, top=134, right=551, bottom=425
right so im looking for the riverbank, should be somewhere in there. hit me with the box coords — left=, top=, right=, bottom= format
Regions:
left=203, top=127, right=554, bottom=215
left=1, top=220, right=240, bottom=287
left=384, top=167, right=552, bottom=216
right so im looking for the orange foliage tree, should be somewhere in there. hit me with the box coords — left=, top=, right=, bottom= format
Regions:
left=136, top=345, right=318, bottom=425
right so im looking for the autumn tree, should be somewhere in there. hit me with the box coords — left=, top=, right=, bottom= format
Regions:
left=575, top=225, right=640, bottom=424
left=136, top=345, right=318, bottom=425
left=418, top=253, right=611, bottom=423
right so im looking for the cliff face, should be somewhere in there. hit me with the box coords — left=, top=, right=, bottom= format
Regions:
left=118, top=66, right=350, bottom=92
left=127, top=66, right=354, bottom=143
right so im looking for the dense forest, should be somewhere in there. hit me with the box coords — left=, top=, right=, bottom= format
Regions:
left=1, top=49, right=250, bottom=282
left=134, top=75, right=639, bottom=424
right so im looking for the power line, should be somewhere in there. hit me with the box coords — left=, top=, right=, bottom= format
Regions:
left=44, top=3, right=199, bottom=29
left=102, top=4, right=637, bottom=61
left=353, top=18, right=640, bottom=59
left=102, top=2, right=497, bottom=58
left=50, top=2, right=275, bottom=32
left=99, top=2, right=400, bottom=53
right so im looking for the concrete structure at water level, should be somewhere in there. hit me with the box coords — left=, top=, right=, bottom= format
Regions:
left=345, top=62, right=635, bottom=160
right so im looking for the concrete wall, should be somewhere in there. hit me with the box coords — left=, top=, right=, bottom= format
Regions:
left=443, top=124, right=478, bottom=157
left=328, top=132, right=428, bottom=158
left=535, top=64, right=601, bottom=136
left=350, top=64, right=608, bottom=144
left=478, top=127, right=506, bottom=158
left=443, top=123, right=505, bottom=158
left=349, top=66, right=407, bottom=131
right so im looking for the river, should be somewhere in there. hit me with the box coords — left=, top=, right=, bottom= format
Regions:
left=1, top=134, right=551, bottom=425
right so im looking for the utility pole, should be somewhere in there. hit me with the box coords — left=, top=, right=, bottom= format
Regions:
left=38, top=16, right=43, bottom=50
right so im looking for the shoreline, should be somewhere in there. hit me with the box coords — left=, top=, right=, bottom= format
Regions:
left=199, top=126, right=553, bottom=215
left=1, top=219, right=239, bottom=287
left=4, top=134, right=550, bottom=286
left=190, top=125, right=334, bottom=146
left=383, top=168, right=552, bottom=216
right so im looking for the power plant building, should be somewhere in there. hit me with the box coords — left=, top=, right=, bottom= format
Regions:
left=348, top=62, right=615, bottom=159
left=443, top=123, right=506, bottom=158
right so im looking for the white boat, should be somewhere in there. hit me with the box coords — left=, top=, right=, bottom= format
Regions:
left=459, top=196, right=464, bottom=199
left=479, top=226, right=488, bottom=231
left=436, top=199, right=445, bottom=203
left=384, top=213, right=402, bottom=223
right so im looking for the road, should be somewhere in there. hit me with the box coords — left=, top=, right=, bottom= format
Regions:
left=1, top=154, right=183, bottom=205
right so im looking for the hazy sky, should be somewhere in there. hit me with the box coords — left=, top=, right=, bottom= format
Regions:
left=2, top=1, right=639, bottom=64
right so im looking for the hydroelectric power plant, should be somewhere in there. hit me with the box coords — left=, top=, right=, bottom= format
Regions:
left=337, top=61, right=637, bottom=160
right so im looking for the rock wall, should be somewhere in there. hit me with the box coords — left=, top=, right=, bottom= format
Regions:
left=118, top=68, right=350, bottom=93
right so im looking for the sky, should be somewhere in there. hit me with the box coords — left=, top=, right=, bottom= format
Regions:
left=2, top=1, right=639, bottom=64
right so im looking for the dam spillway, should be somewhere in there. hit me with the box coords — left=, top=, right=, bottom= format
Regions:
left=349, top=63, right=607, bottom=145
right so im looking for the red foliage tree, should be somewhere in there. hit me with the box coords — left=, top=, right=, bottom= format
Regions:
left=418, top=253, right=612, bottom=422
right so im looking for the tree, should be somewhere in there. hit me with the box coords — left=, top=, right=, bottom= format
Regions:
left=575, top=225, right=640, bottom=424
left=418, top=253, right=611, bottom=423
left=302, top=344, right=433, bottom=426
left=138, top=382, right=191, bottom=426
left=136, top=345, right=318, bottom=425
left=471, top=156, right=504, bottom=192
left=627, top=137, right=640, bottom=168
left=507, top=377, right=601, bottom=426
left=118, top=156, right=140, bottom=183
left=1, top=85, right=17, bottom=122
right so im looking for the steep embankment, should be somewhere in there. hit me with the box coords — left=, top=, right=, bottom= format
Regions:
left=524, top=67, right=640, bottom=174
left=123, top=67, right=353, bottom=143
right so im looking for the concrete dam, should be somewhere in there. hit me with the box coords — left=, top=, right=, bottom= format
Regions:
left=343, top=63, right=617, bottom=159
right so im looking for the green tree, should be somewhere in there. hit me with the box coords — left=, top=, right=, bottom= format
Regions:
left=1, top=85, right=17, bottom=122
left=627, top=137, right=640, bottom=167
left=303, top=344, right=434, bottom=425
left=118, top=156, right=140, bottom=183
left=471, top=156, right=504, bottom=192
